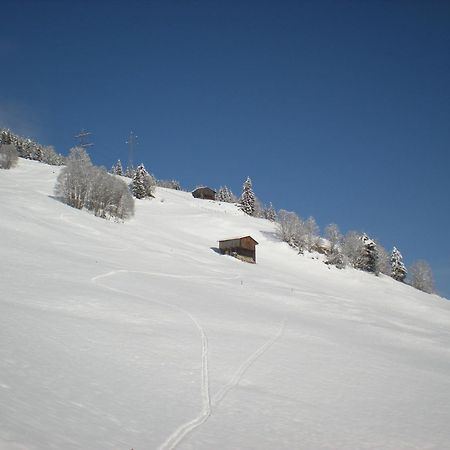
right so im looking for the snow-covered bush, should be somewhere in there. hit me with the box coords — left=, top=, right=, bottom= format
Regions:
left=0, top=144, right=19, bottom=169
left=55, top=147, right=134, bottom=220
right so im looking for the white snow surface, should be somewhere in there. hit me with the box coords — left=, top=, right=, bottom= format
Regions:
left=1, top=159, right=450, bottom=450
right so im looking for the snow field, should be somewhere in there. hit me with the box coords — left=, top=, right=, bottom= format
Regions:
left=1, top=159, right=450, bottom=449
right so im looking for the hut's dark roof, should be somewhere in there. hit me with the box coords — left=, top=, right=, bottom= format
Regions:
left=219, top=236, right=259, bottom=245
left=192, top=186, right=216, bottom=195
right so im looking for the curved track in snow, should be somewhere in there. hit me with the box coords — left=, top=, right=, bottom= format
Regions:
left=91, top=270, right=212, bottom=450
left=92, top=269, right=285, bottom=450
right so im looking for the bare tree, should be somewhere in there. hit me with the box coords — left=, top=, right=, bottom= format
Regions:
left=0, top=144, right=19, bottom=169
left=276, top=210, right=302, bottom=248
left=325, top=223, right=345, bottom=268
left=409, top=260, right=435, bottom=294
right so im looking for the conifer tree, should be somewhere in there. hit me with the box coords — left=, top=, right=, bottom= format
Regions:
left=355, top=233, right=378, bottom=274
left=216, top=185, right=237, bottom=203
left=391, top=247, right=407, bottom=282
left=240, top=176, right=256, bottom=216
left=132, top=163, right=155, bottom=199
left=264, top=202, right=277, bottom=222
left=112, top=159, right=123, bottom=176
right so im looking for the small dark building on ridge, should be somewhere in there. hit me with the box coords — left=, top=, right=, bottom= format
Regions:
left=219, top=236, right=259, bottom=263
left=192, top=187, right=216, bottom=200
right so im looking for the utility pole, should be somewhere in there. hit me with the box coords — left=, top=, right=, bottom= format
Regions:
left=74, top=129, right=94, bottom=151
left=126, top=131, right=137, bottom=172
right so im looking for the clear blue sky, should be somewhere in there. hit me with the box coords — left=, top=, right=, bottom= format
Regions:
left=1, top=0, right=449, bottom=298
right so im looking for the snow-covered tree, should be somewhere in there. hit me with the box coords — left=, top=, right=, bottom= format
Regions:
left=276, top=210, right=320, bottom=253
left=276, top=210, right=302, bottom=248
left=0, top=129, right=13, bottom=145
left=343, top=231, right=365, bottom=268
left=301, top=216, right=320, bottom=253
left=55, top=147, right=93, bottom=209
left=216, top=185, right=236, bottom=203
left=325, top=223, right=345, bottom=269
left=355, top=233, right=378, bottom=274
left=0, top=144, right=19, bottom=169
left=391, top=247, right=407, bottom=282
left=263, top=202, right=277, bottom=222
left=354, top=233, right=378, bottom=274
left=125, top=165, right=135, bottom=179
left=376, top=243, right=390, bottom=276
left=240, top=176, right=256, bottom=216
left=132, top=163, right=155, bottom=199
left=41, top=146, right=65, bottom=165
left=112, top=159, right=123, bottom=176
left=409, top=260, right=434, bottom=293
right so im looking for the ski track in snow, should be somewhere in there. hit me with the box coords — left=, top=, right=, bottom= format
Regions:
left=211, top=320, right=285, bottom=407
left=91, top=269, right=285, bottom=450
left=91, top=270, right=212, bottom=450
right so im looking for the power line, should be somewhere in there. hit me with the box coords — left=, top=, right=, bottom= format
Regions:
left=74, top=129, right=94, bottom=150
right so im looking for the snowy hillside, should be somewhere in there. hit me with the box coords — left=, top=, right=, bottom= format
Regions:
left=1, top=159, right=450, bottom=450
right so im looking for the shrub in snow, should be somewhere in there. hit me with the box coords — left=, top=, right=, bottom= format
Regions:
left=55, top=147, right=134, bottom=220
left=0, top=144, right=19, bottom=169
left=391, top=247, right=407, bottom=282
left=409, top=260, right=434, bottom=294
left=132, top=163, right=155, bottom=199
left=240, top=176, right=256, bottom=216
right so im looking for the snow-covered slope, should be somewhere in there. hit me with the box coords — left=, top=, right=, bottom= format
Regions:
left=1, top=159, right=450, bottom=450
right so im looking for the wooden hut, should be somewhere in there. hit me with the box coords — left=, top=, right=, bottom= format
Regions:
left=192, top=187, right=216, bottom=200
left=218, top=236, right=259, bottom=263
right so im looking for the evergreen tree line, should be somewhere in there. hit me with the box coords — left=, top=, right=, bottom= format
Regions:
left=1, top=128, right=65, bottom=166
